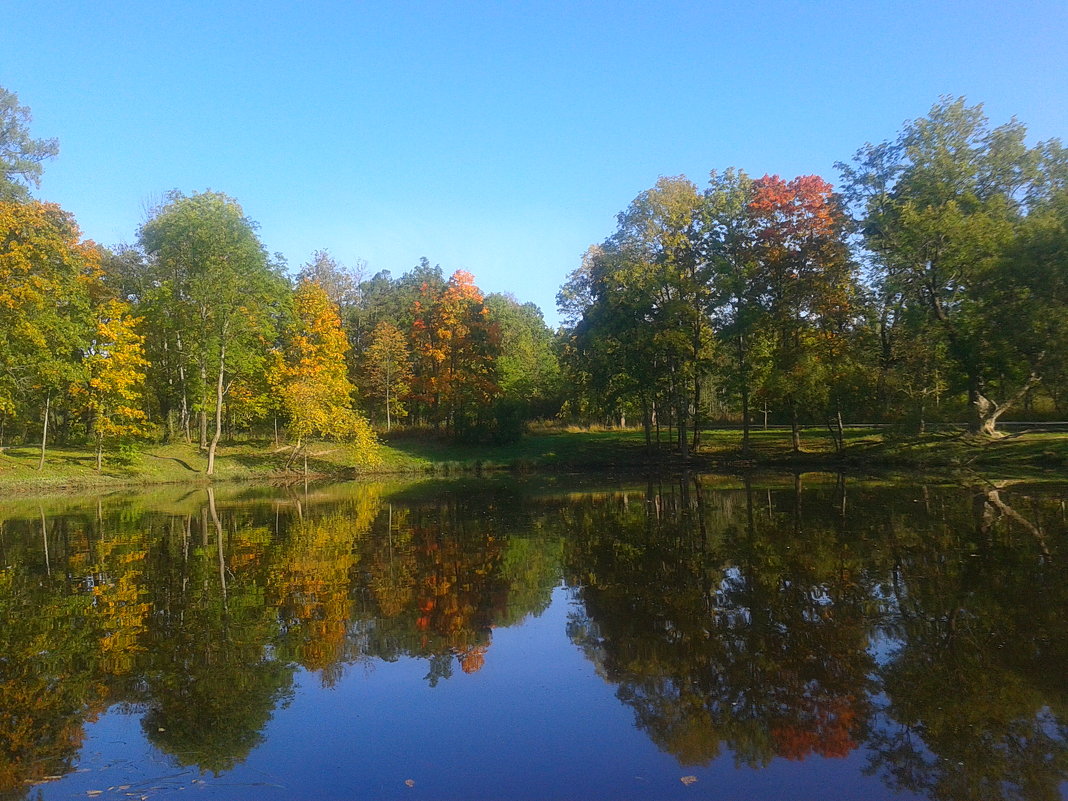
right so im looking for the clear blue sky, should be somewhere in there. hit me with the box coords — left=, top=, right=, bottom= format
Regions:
left=6, top=0, right=1067, bottom=325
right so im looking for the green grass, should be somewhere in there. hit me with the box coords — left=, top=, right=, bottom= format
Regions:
left=691, top=425, right=1068, bottom=474
left=1, top=424, right=1064, bottom=496
left=0, top=439, right=380, bottom=494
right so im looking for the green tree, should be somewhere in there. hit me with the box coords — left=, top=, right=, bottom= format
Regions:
left=839, top=97, right=1061, bottom=435
left=560, top=177, right=710, bottom=454
left=485, top=293, right=562, bottom=421
left=139, top=191, right=286, bottom=474
left=701, top=169, right=766, bottom=449
left=0, top=85, right=58, bottom=201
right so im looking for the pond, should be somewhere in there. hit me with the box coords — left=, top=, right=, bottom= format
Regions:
left=1, top=472, right=1066, bottom=801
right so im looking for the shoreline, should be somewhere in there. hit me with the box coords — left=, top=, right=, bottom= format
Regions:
left=0, top=427, right=1065, bottom=498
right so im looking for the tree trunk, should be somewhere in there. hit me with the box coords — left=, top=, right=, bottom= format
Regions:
left=743, top=371, right=751, bottom=452
left=96, top=439, right=103, bottom=472
left=679, top=393, right=687, bottom=457
left=790, top=402, right=801, bottom=454
left=691, top=376, right=701, bottom=453
left=825, top=418, right=842, bottom=454
left=969, top=373, right=1040, bottom=437
left=206, top=345, right=226, bottom=475
left=175, top=332, right=191, bottom=444
left=641, top=395, right=652, bottom=453
left=37, top=392, right=51, bottom=471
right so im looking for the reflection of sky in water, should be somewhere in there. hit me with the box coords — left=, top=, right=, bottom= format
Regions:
left=4, top=478, right=1064, bottom=801
left=41, top=585, right=923, bottom=801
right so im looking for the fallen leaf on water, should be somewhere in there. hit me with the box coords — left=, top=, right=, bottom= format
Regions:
left=680, top=775, right=698, bottom=786
left=405, top=779, right=415, bottom=788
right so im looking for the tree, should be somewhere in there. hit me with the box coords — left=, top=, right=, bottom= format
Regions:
left=139, top=191, right=285, bottom=474
left=0, top=85, right=58, bottom=201
left=560, top=177, right=709, bottom=454
left=281, top=280, right=377, bottom=472
left=410, top=270, right=500, bottom=434
left=838, top=97, right=1060, bottom=435
left=484, top=294, right=562, bottom=432
left=701, top=169, right=766, bottom=449
left=0, top=201, right=99, bottom=467
left=998, top=187, right=1068, bottom=415
left=296, top=250, right=362, bottom=312
left=81, top=299, right=150, bottom=469
left=747, top=174, right=857, bottom=451
left=363, top=321, right=412, bottom=431
left=611, top=176, right=709, bottom=454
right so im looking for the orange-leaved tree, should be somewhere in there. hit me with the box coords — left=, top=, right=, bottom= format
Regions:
left=409, top=270, right=500, bottom=434
left=281, top=279, right=378, bottom=471
left=748, top=175, right=855, bottom=452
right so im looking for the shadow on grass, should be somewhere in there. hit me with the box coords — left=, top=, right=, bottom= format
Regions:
left=147, top=453, right=200, bottom=472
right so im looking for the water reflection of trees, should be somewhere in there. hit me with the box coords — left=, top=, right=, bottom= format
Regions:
left=563, top=476, right=875, bottom=767
left=0, top=483, right=562, bottom=793
left=561, top=475, right=1068, bottom=801
left=0, top=478, right=1066, bottom=800
left=354, top=491, right=562, bottom=685
left=866, top=481, right=1068, bottom=801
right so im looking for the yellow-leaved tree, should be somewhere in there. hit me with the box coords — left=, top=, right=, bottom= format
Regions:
left=82, top=299, right=150, bottom=469
left=0, top=201, right=101, bottom=468
left=282, top=280, right=378, bottom=473
left=364, top=320, right=412, bottom=431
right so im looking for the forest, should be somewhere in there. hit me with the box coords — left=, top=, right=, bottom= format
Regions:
left=1, top=88, right=1066, bottom=471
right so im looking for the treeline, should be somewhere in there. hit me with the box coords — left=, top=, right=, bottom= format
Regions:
left=0, top=192, right=564, bottom=471
left=558, top=98, right=1068, bottom=454
left=2, top=89, right=1066, bottom=469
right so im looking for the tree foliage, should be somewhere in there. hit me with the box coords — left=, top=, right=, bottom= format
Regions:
left=838, top=97, right=1065, bottom=434
left=281, top=279, right=377, bottom=463
left=80, top=298, right=151, bottom=468
left=139, top=191, right=286, bottom=472
left=363, top=320, right=412, bottom=431
left=0, top=85, right=58, bottom=202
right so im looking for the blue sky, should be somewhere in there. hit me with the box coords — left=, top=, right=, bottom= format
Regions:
left=5, top=0, right=1067, bottom=325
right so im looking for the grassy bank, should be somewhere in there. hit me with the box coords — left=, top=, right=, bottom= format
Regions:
left=0, top=425, right=1065, bottom=495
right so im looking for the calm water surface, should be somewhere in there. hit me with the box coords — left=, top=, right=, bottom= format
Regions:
left=1, top=473, right=1067, bottom=801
